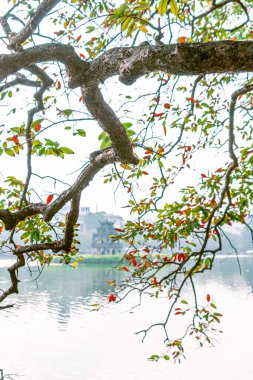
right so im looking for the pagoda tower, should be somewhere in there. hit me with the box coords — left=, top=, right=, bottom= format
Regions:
left=92, top=220, right=122, bottom=254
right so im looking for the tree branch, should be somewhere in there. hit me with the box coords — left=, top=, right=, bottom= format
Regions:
left=3, top=0, right=61, bottom=50
left=0, top=41, right=252, bottom=87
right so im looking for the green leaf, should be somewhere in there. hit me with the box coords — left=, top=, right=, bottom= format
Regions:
left=123, top=122, right=133, bottom=129
left=157, top=0, right=168, bottom=16
left=62, top=109, right=73, bottom=117
left=77, top=129, right=86, bottom=137
left=100, top=136, right=111, bottom=149
left=5, top=148, right=15, bottom=157
left=98, top=131, right=107, bottom=140
left=60, top=147, right=74, bottom=154
left=148, top=354, right=160, bottom=361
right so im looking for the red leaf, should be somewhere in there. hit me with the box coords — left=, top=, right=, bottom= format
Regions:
left=80, top=53, right=86, bottom=59
left=12, top=135, right=19, bottom=144
left=206, top=294, right=211, bottom=302
left=131, top=258, right=137, bottom=266
left=211, top=198, right=216, bottom=207
left=164, top=103, right=171, bottom=109
left=154, top=97, right=159, bottom=102
left=142, top=171, right=148, bottom=175
left=108, top=294, right=116, bottom=302
left=46, top=194, right=54, bottom=205
left=115, top=228, right=123, bottom=232
left=177, top=253, right=184, bottom=262
left=35, top=124, right=41, bottom=132
left=153, top=112, right=164, bottom=117
left=57, top=81, right=61, bottom=89
left=175, top=312, right=182, bottom=315
left=143, top=248, right=150, bottom=253
left=201, top=173, right=207, bottom=178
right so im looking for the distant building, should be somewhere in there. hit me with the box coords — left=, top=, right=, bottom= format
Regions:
left=92, top=220, right=122, bottom=255
left=77, top=210, right=124, bottom=251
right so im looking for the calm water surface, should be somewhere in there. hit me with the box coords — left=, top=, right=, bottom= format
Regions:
left=0, top=256, right=253, bottom=380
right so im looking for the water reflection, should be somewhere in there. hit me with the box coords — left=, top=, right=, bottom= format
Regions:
left=0, top=257, right=252, bottom=380
left=0, top=263, right=124, bottom=328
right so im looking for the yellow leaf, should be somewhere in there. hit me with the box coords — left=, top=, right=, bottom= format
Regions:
left=120, top=164, right=131, bottom=170
left=157, top=0, right=168, bottom=16
left=139, top=25, right=148, bottom=33
left=121, top=17, right=132, bottom=32
left=72, top=261, right=78, bottom=268
left=170, top=0, right=179, bottom=16
left=63, top=20, right=69, bottom=29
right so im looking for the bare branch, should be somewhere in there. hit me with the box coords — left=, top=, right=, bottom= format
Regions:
left=3, top=0, right=61, bottom=49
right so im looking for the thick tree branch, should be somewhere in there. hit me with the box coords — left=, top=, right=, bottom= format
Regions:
left=0, top=43, right=87, bottom=83
left=43, top=147, right=118, bottom=222
left=80, top=41, right=253, bottom=86
left=0, top=204, right=46, bottom=230
left=0, top=253, right=25, bottom=304
left=81, top=85, right=138, bottom=164
left=0, top=41, right=252, bottom=87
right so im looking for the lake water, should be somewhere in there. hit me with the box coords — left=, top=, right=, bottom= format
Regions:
left=0, top=256, right=253, bottom=380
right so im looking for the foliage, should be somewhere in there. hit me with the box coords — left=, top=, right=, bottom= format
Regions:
left=0, top=0, right=253, bottom=361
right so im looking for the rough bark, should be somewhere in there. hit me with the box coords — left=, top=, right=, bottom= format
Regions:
left=0, top=41, right=252, bottom=87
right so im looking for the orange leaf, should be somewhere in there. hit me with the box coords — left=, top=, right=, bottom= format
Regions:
left=164, top=103, right=171, bottom=109
left=207, top=294, right=211, bottom=302
left=120, top=266, right=129, bottom=272
left=12, top=135, right=19, bottom=144
left=179, top=36, right=187, bottom=43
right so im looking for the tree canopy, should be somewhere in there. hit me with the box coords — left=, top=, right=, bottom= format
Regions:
left=0, top=0, right=253, bottom=361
